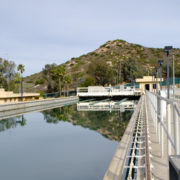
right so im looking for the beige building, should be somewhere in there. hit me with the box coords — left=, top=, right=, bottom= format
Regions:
left=136, top=76, right=163, bottom=92
left=0, top=88, right=40, bottom=104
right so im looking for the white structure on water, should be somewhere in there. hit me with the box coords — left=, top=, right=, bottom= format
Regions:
left=77, top=86, right=142, bottom=97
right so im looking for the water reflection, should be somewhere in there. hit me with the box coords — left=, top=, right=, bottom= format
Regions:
left=42, top=100, right=134, bottom=141
left=0, top=115, right=26, bottom=132
left=77, top=100, right=135, bottom=112
left=0, top=100, right=134, bottom=180
left=0, top=100, right=134, bottom=141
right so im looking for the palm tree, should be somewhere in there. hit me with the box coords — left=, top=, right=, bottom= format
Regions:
left=17, top=64, right=25, bottom=74
left=17, top=64, right=25, bottom=101
left=53, top=65, right=66, bottom=97
left=64, top=75, right=72, bottom=96
left=14, top=72, right=21, bottom=93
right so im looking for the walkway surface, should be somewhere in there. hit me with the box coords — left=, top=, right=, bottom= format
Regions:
left=103, top=93, right=180, bottom=180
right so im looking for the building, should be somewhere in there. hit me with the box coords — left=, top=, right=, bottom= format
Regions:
left=0, top=88, right=40, bottom=104
left=136, top=76, right=163, bottom=92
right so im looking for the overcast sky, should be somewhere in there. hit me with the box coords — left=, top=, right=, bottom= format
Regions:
left=0, top=0, right=180, bottom=75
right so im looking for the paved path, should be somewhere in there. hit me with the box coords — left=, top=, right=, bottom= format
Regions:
left=145, top=96, right=169, bottom=180
left=104, top=93, right=180, bottom=179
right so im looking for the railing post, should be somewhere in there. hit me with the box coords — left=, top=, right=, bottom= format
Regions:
left=160, top=97, right=164, bottom=157
left=167, top=102, right=171, bottom=155
left=173, top=105, right=180, bottom=154
left=157, top=93, right=160, bottom=143
left=155, top=94, right=158, bottom=134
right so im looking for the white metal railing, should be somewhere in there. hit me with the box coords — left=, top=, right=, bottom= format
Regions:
left=76, top=86, right=142, bottom=97
left=171, top=88, right=180, bottom=104
left=77, top=86, right=136, bottom=93
left=146, top=90, right=180, bottom=156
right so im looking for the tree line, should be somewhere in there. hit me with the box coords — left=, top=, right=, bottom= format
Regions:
left=81, top=58, right=146, bottom=87
left=42, top=64, right=72, bottom=96
left=42, top=58, right=146, bottom=94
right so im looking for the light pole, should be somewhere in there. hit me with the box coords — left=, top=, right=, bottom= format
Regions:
left=21, top=79, right=23, bottom=102
left=119, top=60, right=121, bottom=85
left=154, top=67, right=159, bottom=94
left=158, top=60, right=163, bottom=91
left=153, top=71, right=156, bottom=93
left=164, top=46, right=173, bottom=99
left=172, top=54, right=175, bottom=99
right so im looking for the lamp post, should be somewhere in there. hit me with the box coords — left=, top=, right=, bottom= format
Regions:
left=164, top=46, right=173, bottom=99
left=158, top=60, right=163, bottom=91
left=154, top=67, right=159, bottom=93
left=128, top=78, right=135, bottom=90
left=153, top=71, right=156, bottom=93
left=172, top=54, right=175, bottom=99
left=21, top=79, right=24, bottom=102
left=119, top=60, right=121, bottom=85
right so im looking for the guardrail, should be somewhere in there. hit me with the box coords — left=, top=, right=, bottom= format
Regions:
left=146, top=91, right=180, bottom=156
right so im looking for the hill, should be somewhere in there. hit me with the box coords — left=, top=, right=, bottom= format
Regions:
left=24, top=39, right=180, bottom=93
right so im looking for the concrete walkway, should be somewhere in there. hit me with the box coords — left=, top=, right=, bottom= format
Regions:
left=103, top=93, right=180, bottom=180
left=103, top=97, right=142, bottom=180
left=145, top=96, right=169, bottom=180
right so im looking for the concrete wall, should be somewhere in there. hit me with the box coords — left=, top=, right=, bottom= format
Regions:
left=0, top=88, right=40, bottom=104
left=0, top=96, right=79, bottom=120
left=0, top=96, right=78, bottom=112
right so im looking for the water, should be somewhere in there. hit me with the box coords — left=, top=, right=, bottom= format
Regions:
left=0, top=101, right=133, bottom=180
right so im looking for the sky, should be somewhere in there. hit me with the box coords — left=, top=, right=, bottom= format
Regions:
left=0, top=0, right=180, bottom=75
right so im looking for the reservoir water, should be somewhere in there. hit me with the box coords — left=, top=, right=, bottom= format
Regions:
left=0, top=100, right=134, bottom=180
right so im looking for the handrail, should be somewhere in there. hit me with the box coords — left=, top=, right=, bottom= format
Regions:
left=146, top=90, right=180, bottom=155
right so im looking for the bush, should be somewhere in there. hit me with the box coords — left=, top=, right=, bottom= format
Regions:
left=39, top=91, right=44, bottom=97
left=26, top=80, right=33, bottom=83
left=81, top=77, right=95, bottom=87
left=35, top=79, right=45, bottom=85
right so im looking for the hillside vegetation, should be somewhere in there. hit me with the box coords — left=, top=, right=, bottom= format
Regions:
left=24, top=39, right=180, bottom=93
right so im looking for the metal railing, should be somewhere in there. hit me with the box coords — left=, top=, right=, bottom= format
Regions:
left=77, top=86, right=143, bottom=97
left=146, top=90, right=180, bottom=156
left=77, top=86, right=136, bottom=93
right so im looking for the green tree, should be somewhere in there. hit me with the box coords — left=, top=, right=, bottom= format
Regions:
left=17, top=64, right=25, bottom=74
left=42, top=63, right=57, bottom=93
left=53, top=65, right=66, bottom=96
left=81, top=77, right=95, bottom=87
left=0, top=58, right=16, bottom=90
left=89, top=61, right=114, bottom=86
left=122, top=58, right=137, bottom=81
left=17, top=64, right=25, bottom=101
left=14, top=72, right=21, bottom=93
left=64, top=74, right=72, bottom=96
